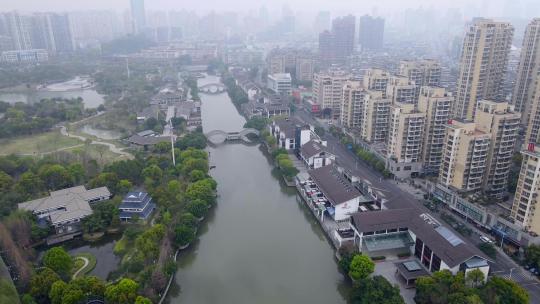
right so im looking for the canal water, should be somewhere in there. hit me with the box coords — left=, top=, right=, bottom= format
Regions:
left=168, top=74, right=348, bottom=304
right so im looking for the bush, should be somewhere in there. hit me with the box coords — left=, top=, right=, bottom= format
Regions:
left=397, top=252, right=411, bottom=258
left=174, top=225, right=196, bottom=247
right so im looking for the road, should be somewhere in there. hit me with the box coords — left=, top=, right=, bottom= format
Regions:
left=295, top=109, right=540, bottom=302
left=72, top=256, right=89, bottom=279
left=60, top=126, right=133, bottom=159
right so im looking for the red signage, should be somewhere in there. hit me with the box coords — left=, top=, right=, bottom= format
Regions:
left=528, top=143, right=535, bottom=152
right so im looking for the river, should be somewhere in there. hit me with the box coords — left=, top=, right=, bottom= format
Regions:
left=168, top=74, right=348, bottom=304
left=0, top=89, right=104, bottom=108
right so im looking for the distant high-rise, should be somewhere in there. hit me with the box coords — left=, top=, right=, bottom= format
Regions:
left=358, top=15, right=384, bottom=51
left=130, top=0, right=146, bottom=34
left=313, top=69, right=351, bottom=119
left=318, top=15, right=355, bottom=66
left=512, top=18, right=540, bottom=125
left=30, top=13, right=74, bottom=54
left=4, top=12, right=32, bottom=50
left=453, top=18, right=514, bottom=120
left=314, top=11, right=331, bottom=36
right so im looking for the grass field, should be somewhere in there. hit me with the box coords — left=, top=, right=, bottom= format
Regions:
left=0, top=131, right=82, bottom=156
left=66, top=143, right=129, bottom=164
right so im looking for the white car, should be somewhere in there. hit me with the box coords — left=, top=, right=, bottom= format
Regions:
left=480, top=236, right=493, bottom=244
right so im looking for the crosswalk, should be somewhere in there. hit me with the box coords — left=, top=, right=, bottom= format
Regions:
left=498, top=270, right=535, bottom=283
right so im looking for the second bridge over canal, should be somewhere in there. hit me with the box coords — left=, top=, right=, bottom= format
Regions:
left=205, top=128, right=260, bottom=144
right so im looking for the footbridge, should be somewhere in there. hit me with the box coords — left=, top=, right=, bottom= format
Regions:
left=198, top=83, right=226, bottom=94
left=205, top=128, right=260, bottom=144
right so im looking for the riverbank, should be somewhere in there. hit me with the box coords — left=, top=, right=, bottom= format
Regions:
left=168, top=73, right=347, bottom=304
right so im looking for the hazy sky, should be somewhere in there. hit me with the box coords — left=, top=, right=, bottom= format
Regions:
left=0, top=0, right=525, bottom=14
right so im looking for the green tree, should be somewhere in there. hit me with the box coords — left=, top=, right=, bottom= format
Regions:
left=174, top=225, right=196, bottom=247
left=135, top=296, right=153, bottom=304
left=187, top=199, right=208, bottom=218
left=466, top=269, right=485, bottom=288
left=89, top=172, right=119, bottom=194
left=185, top=179, right=215, bottom=205
left=142, top=165, right=163, bottom=186
left=67, top=163, right=85, bottom=184
left=525, top=244, right=540, bottom=267
left=480, top=277, right=528, bottom=304
left=116, top=179, right=133, bottom=195
left=15, top=172, right=43, bottom=197
left=348, top=254, right=375, bottom=281
left=175, top=132, right=207, bottom=150
left=38, top=164, right=72, bottom=190
left=350, top=276, right=405, bottom=304
left=243, top=117, right=268, bottom=131
left=42, top=247, right=73, bottom=278
left=478, top=243, right=497, bottom=259
left=181, top=158, right=209, bottom=175
left=0, top=170, right=13, bottom=193
left=49, top=280, right=68, bottom=304
left=104, top=278, right=139, bottom=304
left=180, top=213, right=198, bottom=228
left=29, top=268, right=61, bottom=301
left=189, top=169, right=206, bottom=182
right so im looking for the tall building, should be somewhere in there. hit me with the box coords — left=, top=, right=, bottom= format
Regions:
left=512, top=18, right=540, bottom=124
left=361, top=91, right=391, bottom=143
left=386, top=102, right=425, bottom=178
left=453, top=18, right=514, bottom=120
left=130, top=0, right=146, bottom=34
left=386, top=76, right=417, bottom=104
left=418, top=87, right=453, bottom=174
left=69, top=11, right=123, bottom=44
left=318, top=15, right=355, bottom=66
left=474, top=100, right=520, bottom=199
left=314, top=11, right=331, bottom=36
left=358, top=15, right=384, bottom=51
left=399, top=60, right=442, bottom=88
left=363, top=69, right=390, bottom=98
left=511, top=144, right=540, bottom=234
left=439, top=120, right=491, bottom=192
left=341, top=81, right=368, bottom=129
left=4, top=12, right=33, bottom=50
left=295, top=56, right=314, bottom=82
left=525, top=81, right=540, bottom=146
left=313, top=69, right=351, bottom=120
left=439, top=100, right=518, bottom=198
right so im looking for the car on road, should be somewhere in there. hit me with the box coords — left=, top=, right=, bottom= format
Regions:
left=480, top=235, right=494, bottom=244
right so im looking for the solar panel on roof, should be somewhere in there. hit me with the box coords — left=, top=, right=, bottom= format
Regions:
left=435, top=226, right=464, bottom=247
left=403, top=261, right=421, bottom=271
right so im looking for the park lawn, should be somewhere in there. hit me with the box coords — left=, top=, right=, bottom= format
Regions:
left=66, top=143, right=130, bottom=164
left=71, top=253, right=97, bottom=278
left=0, top=131, right=82, bottom=156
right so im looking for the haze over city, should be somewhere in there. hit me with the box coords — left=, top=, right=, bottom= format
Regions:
left=0, top=0, right=540, bottom=304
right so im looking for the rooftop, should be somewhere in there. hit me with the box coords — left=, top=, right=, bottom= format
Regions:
left=301, top=140, right=331, bottom=159
left=351, top=209, right=490, bottom=268
left=18, top=186, right=110, bottom=225
left=309, top=165, right=361, bottom=206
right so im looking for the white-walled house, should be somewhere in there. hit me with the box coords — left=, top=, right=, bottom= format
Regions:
left=350, top=209, right=491, bottom=281
left=300, top=140, right=335, bottom=169
left=268, top=118, right=313, bottom=151
left=307, top=165, right=362, bottom=221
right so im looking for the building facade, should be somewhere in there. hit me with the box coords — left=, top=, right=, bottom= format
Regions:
left=386, top=75, right=417, bottom=104
left=453, top=18, right=514, bottom=120
left=512, top=18, right=540, bottom=124
left=313, top=69, right=351, bottom=120
left=386, top=102, right=425, bottom=178
left=418, top=87, right=453, bottom=174
left=267, top=73, right=292, bottom=95
left=474, top=100, right=520, bottom=199
left=363, top=69, right=390, bottom=98
left=511, top=145, right=540, bottom=234
left=358, top=15, right=384, bottom=51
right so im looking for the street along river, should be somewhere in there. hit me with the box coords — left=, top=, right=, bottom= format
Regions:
left=168, top=74, right=348, bottom=304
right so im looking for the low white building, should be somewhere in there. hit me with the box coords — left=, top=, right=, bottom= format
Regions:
left=268, top=117, right=312, bottom=151
left=308, top=165, right=362, bottom=221
left=2, top=49, right=48, bottom=63
left=300, top=140, right=335, bottom=169
left=350, top=209, right=491, bottom=280
left=267, top=73, right=292, bottom=95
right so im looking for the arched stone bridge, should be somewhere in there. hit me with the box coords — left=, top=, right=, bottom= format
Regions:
left=205, top=128, right=260, bottom=144
left=198, top=83, right=226, bottom=94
